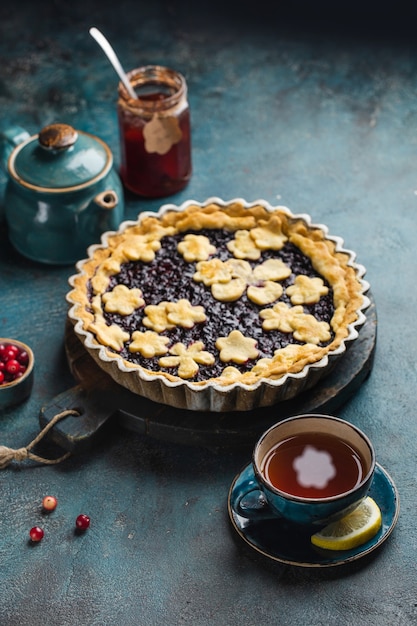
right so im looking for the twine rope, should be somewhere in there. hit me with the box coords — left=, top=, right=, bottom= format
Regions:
left=0, top=409, right=78, bottom=469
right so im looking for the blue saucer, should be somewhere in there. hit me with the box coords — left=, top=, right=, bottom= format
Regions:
left=228, top=462, right=399, bottom=568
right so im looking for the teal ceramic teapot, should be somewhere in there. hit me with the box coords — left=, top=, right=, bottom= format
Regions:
left=1, top=123, right=124, bottom=264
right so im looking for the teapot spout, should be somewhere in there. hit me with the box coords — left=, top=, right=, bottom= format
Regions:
left=93, top=189, right=120, bottom=210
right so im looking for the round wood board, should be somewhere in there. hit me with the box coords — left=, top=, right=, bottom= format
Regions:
left=39, top=295, right=377, bottom=451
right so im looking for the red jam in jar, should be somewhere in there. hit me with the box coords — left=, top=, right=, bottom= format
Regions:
left=117, top=65, right=192, bottom=197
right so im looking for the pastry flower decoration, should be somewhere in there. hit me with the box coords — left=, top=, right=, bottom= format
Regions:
left=165, top=299, right=207, bottom=328
left=102, top=284, right=145, bottom=316
left=88, top=295, right=130, bottom=351
left=177, top=234, right=217, bottom=262
left=227, top=230, right=261, bottom=260
left=227, top=216, right=288, bottom=260
left=193, top=257, right=234, bottom=286
left=159, top=341, right=215, bottom=379
left=88, top=319, right=130, bottom=352
left=194, top=258, right=291, bottom=305
left=216, top=330, right=259, bottom=364
left=129, top=330, right=170, bottom=358
left=143, top=299, right=207, bottom=333
left=142, top=301, right=175, bottom=333
left=90, top=223, right=176, bottom=294
left=118, top=234, right=162, bottom=263
left=91, top=257, right=123, bottom=294
left=249, top=215, right=288, bottom=250
left=116, top=222, right=175, bottom=263
left=260, top=302, right=331, bottom=345
left=286, top=275, right=329, bottom=305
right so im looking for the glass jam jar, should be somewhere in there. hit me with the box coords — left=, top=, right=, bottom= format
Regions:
left=117, top=65, right=192, bottom=197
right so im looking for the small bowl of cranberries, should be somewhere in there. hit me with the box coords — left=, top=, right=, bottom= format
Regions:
left=0, top=339, right=34, bottom=409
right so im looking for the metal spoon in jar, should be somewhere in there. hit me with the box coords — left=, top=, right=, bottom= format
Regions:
left=89, top=27, right=137, bottom=99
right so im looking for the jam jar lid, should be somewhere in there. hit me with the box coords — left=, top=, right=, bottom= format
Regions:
left=8, top=123, right=113, bottom=192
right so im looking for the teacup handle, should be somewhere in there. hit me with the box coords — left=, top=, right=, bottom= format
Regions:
left=231, top=465, right=281, bottom=521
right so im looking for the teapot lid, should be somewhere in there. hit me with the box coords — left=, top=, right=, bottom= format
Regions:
left=8, top=123, right=113, bottom=191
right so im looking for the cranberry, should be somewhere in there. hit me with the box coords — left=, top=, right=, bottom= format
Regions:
left=75, top=514, right=90, bottom=531
left=29, top=526, right=44, bottom=542
left=42, top=495, right=58, bottom=512
left=17, top=350, right=29, bottom=366
left=5, top=359, right=20, bottom=375
left=4, top=345, right=19, bottom=361
left=0, top=342, right=30, bottom=386
left=0, top=371, right=4, bottom=384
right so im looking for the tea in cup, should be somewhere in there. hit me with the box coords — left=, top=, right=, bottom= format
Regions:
left=231, top=414, right=375, bottom=527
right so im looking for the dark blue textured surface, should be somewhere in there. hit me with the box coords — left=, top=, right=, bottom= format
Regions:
left=0, top=2, right=416, bottom=624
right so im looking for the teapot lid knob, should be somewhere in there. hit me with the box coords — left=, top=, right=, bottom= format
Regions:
left=38, top=123, right=78, bottom=150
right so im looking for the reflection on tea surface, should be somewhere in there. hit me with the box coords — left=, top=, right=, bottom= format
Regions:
left=261, top=432, right=365, bottom=499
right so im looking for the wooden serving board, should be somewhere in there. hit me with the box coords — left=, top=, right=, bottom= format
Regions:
left=39, top=295, right=377, bottom=451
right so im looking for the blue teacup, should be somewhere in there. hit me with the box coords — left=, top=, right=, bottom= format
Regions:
left=231, top=414, right=375, bottom=528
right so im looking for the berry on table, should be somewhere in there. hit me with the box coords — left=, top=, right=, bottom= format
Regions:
left=42, top=495, right=58, bottom=512
left=75, top=514, right=90, bottom=531
left=29, top=526, right=44, bottom=542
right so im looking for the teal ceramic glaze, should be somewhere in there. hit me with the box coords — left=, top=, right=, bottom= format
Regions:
left=1, top=123, right=124, bottom=264
left=230, top=414, right=376, bottom=528
left=0, top=126, right=30, bottom=223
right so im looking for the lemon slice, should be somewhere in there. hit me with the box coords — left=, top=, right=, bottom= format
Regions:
left=311, top=497, right=382, bottom=551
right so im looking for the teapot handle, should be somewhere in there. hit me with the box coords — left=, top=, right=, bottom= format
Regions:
left=0, top=126, right=31, bottom=172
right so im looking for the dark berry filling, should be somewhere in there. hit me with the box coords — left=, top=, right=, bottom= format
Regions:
left=90, top=229, right=334, bottom=381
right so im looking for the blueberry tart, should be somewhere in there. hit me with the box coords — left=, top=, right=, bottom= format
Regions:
left=67, top=198, right=370, bottom=411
